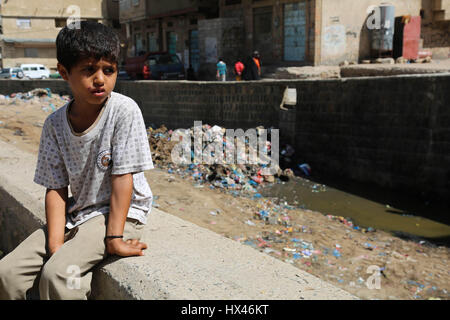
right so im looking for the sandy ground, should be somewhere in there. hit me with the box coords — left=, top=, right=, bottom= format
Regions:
left=0, top=91, right=448, bottom=300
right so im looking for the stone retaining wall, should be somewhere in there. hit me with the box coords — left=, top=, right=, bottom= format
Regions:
left=1, top=74, right=449, bottom=201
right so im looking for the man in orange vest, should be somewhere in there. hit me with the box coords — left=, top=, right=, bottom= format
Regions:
left=252, top=51, right=261, bottom=78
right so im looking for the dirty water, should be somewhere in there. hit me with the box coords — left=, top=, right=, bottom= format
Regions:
left=260, top=176, right=450, bottom=246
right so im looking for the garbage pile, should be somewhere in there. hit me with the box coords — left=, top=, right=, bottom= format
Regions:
left=0, top=88, right=71, bottom=112
left=147, top=123, right=300, bottom=196
left=235, top=205, right=448, bottom=300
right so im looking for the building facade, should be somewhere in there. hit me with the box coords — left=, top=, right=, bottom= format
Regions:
left=0, top=0, right=121, bottom=71
left=0, top=1, right=446, bottom=75
left=218, top=0, right=446, bottom=66
left=119, top=0, right=448, bottom=79
left=119, top=0, right=219, bottom=75
left=219, top=0, right=319, bottom=66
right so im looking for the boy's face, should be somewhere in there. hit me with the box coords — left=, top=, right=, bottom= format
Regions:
left=57, top=57, right=117, bottom=108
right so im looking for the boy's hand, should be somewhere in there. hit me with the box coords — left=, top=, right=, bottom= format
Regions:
left=105, top=238, right=147, bottom=257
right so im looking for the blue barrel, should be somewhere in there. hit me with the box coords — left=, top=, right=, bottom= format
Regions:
left=370, top=4, right=396, bottom=57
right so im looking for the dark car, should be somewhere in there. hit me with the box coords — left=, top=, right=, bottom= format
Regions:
left=0, top=67, right=24, bottom=79
left=117, top=68, right=131, bottom=80
left=125, top=52, right=185, bottom=80
left=147, top=53, right=185, bottom=80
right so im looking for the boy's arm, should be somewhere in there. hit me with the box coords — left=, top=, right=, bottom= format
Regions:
left=45, top=187, right=68, bottom=256
left=105, top=173, right=147, bottom=256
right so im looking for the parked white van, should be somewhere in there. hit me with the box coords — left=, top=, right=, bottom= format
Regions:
left=20, top=64, right=50, bottom=79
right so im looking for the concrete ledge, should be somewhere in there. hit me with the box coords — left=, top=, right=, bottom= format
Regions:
left=340, top=64, right=450, bottom=78
left=0, top=141, right=358, bottom=300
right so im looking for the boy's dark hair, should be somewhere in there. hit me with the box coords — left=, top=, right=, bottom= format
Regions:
left=56, top=20, right=120, bottom=72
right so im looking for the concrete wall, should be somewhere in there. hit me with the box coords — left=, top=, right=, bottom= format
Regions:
left=145, top=0, right=202, bottom=17
left=198, top=17, right=244, bottom=80
left=0, top=75, right=449, bottom=202
left=120, top=77, right=450, bottom=202
left=119, top=0, right=147, bottom=23
left=320, top=0, right=422, bottom=64
left=1, top=44, right=57, bottom=70
left=0, top=139, right=358, bottom=300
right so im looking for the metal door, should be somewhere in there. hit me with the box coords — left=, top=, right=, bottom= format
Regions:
left=135, top=33, right=143, bottom=56
left=167, top=32, right=177, bottom=55
left=402, top=16, right=421, bottom=60
left=148, top=32, right=159, bottom=52
left=283, top=2, right=306, bottom=61
left=253, top=6, right=273, bottom=61
left=189, top=30, right=200, bottom=73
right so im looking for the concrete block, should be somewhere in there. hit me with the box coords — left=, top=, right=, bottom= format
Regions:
left=0, top=139, right=357, bottom=300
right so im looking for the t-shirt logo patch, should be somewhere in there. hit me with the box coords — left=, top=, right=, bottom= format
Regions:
left=97, top=150, right=112, bottom=170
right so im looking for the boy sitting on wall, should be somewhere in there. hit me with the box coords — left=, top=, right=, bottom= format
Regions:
left=0, top=21, right=153, bottom=300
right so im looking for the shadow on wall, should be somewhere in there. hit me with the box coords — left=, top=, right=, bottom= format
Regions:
left=358, top=16, right=371, bottom=62
left=198, top=63, right=217, bottom=81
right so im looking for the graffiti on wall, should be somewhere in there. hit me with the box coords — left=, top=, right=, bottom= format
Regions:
left=322, top=24, right=347, bottom=57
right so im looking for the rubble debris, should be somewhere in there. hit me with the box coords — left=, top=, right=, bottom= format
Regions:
left=147, top=123, right=285, bottom=196
left=0, top=88, right=71, bottom=113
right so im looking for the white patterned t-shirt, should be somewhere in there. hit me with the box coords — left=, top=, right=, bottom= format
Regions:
left=33, top=91, right=154, bottom=229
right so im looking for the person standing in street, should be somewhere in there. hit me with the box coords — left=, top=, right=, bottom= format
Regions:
left=216, top=58, right=227, bottom=81
left=233, top=58, right=244, bottom=81
left=252, top=51, right=261, bottom=78
left=242, top=55, right=259, bottom=81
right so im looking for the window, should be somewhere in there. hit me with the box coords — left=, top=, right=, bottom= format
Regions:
left=31, top=67, right=38, bottom=71
left=16, top=19, right=31, bottom=29
left=55, top=18, right=66, bottom=28
left=132, top=0, right=139, bottom=6
left=24, top=48, right=38, bottom=57
left=23, top=67, right=30, bottom=71
left=39, top=67, right=45, bottom=70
